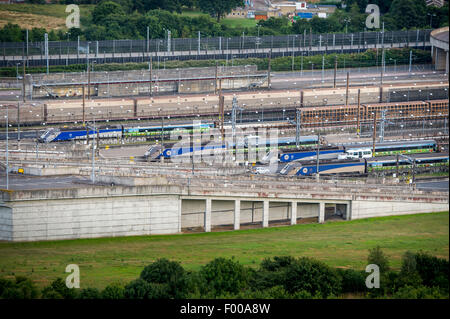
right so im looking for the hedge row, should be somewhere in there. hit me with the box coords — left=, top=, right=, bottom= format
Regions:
left=0, top=249, right=448, bottom=299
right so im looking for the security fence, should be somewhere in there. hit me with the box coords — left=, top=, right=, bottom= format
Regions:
left=1, top=29, right=432, bottom=67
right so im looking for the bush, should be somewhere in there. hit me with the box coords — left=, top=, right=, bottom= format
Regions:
left=337, top=269, right=367, bottom=293
left=235, top=286, right=294, bottom=299
left=283, top=257, right=342, bottom=298
left=124, top=279, right=168, bottom=299
left=260, top=256, right=296, bottom=272
left=140, top=258, right=188, bottom=299
left=199, top=258, right=248, bottom=297
left=78, top=288, right=101, bottom=299
left=392, top=285, right=448, bottom=299
left=367, top=246, right=390, bottom=273
left=249, top=257, right=294, bottom=291
left=414, top=251, right=449, bottom=292
left=0, top=276, right=39, bottom=299
left=100, top=283, right=125, bottom=299
left=41, top=278, right=77, bottom=299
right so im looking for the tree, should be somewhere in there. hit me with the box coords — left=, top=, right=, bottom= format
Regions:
left=78, top=288, right=101, bottom=299
left=101, top=283, right=125, bottom=299
left=0, top=23, right=23, bottom=42
left=92, top=1, right=126, bottom=25
left=199, top=258, right=248, bottom=296
left=41, top=278, right=77, bottom=299
left=124, top=279, right=168, bottom=299
left=283, top=257, right=342, bottom=298
left=387, top=0, right=427, bottom=30
left=414, top=251, right=449, bottom=291
left=197, top=0, right=244, bottom=22
left=0, top=276, right=39, bottom=299
left=292, top=18, right=311, bottom=35
left=140, top=258, right=188, bottom=298
left=337, top=269, right=367, bottom=293
left=367, top=246, right=390, bottom=273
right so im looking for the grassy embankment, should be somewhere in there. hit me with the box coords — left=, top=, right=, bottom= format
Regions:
left=0, top=212, right=448, bottom=289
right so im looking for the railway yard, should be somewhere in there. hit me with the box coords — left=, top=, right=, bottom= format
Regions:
left=0, top=60, right=449, bottom=242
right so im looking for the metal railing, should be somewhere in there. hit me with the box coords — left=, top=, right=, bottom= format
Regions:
left=1, top=30, right=432, bottom=67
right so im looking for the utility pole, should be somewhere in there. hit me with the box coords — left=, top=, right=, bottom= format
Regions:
left=316, top=133, right=320, bottom=180
left=380, top=22, right=385, bottom=85
left=309, top=27, right=312, bottom=54
left=321, top=55, right=324, bottom=82
left=82, top=85, right=85, bottom=125
left=333, top=56, right=337, bottom=88
left=268, top=49, right=272, bottom=90
left=167, top=30, right=171, bottom=52
left=87, top=62, right=91, bottom=99
left=345, top=72, right=349, bottom=106
left=17, top=101, right=20, bottom=142
left=5, top=106, right=9, bottom=190
left=26, top=29, right=29, bottom=68
left=198, top=31, right=201, bottom=55
left=296, top=109, right=301, bottom=148
left=396, top=154, right=399, bottom=177
left=22, top=58, right=26, bottom=102
left=149, top=55, right=153, bottom=97
left=161, top=116, right=164, bottom=152
left=380, top=109, right=386, bottom=143
left=409, top=50, right=412, bottom=75
left=147, top=26, right=150, bottom=53
left=86, top=120, right=97, bottom=184
left=215, top=62, right=218, bottom=95
left=45, top=33, right=49, bottom=75
left=219, top=94, right=225, bottom=139
left=357, top=89, right=361, bottom=136
left=372, top=111, right=377, bottom=155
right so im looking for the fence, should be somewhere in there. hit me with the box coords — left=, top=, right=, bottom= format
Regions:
left=1, top=29, right=432, bottom=67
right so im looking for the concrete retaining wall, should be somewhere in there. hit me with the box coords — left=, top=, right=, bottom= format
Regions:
left=0, top=206, right=12, bottom=241
left=1, top=194, right=180, bottom=241
left=351, top=200, right=449, bottom=220
left=0, top=182, right=447, bottom=242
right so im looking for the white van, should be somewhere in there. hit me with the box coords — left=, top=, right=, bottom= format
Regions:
left=338, top=148, right=372, bottom=160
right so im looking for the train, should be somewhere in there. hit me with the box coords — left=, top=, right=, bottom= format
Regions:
left=38, top=123, right=214, bottom=143
left=1, top=80, right=447, bottom=126
left=299, top=99, right=448, bottom=127
left=287, top=153, right=449, bottom=176
left=279, top=140, right=439, bottom=163
left=156, top=135, right=319, bottom=160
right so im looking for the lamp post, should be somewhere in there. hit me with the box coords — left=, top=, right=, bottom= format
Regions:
left=66, top=32, right=70, bottom=66
left=344, top=17, right=351, bottom=34
left=427, top=13, right=436, bottom=28
left=389, top=58, right=397, bottom=73
left=3, top=104, right=8, bottom=190
left=86, top=120, right=97, bottom=184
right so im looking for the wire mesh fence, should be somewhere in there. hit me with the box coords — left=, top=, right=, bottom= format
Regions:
left=1, top=30, right=432, bottom=67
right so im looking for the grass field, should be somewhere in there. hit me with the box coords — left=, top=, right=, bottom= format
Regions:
left=0, top=4, right=94, bottom=29
left=221, top=18, right=258, bottom=28
left=0, top=212, right=448, bottom=289
left=0, top=4, right=257, bottom=30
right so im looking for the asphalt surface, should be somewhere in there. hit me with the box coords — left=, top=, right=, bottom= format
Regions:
left=0, top=173, right=90, bottom=190
left=415, top=180, right=449, bottom=191
left=1, top=170, right=448, bottom=192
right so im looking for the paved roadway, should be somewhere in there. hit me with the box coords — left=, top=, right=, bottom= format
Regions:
left=416, top=180, right=449, bottom=191
left=270, top=68, right=447, bottom=90
left=0, top=173, right=90, bottom=190
left=1, top=169, right=447, bottom=192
